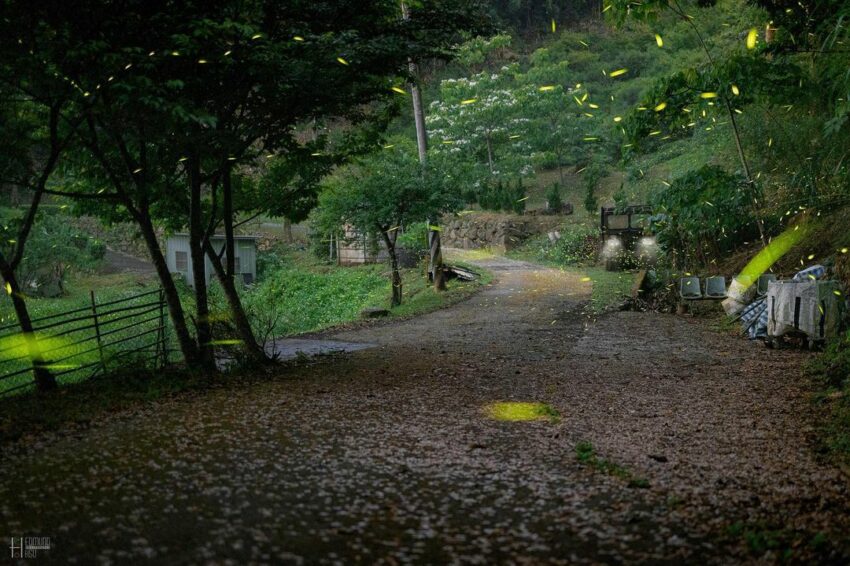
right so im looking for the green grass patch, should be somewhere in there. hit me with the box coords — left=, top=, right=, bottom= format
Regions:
left=389, top=260, right=493, bottom=319
left=244, top=249, right=491, bottom=336
left=725, top=521, right=832, bottom=562
left=583, top=268, right=635, bottom=314
left=575, top=440, right=649, bottom=488
left=0, top=272, right=170, bottom=396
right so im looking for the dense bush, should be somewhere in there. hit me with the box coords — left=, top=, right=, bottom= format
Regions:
left=478, top=178, right=526, bottom=214
left=0, top=208, right=105, bottom=295
left=397, top=221, right=430, bottom=260
left=545, top=183, right=563, bottom=212
left=523, top=224, right=599, bottom=266
left=650, top=165, right=759, bottom=267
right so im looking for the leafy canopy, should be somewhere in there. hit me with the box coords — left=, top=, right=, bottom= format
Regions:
left=317, top=144, right=464, bottom=236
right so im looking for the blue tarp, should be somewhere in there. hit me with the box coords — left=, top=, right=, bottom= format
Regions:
left=740, top=297, right=768, bottom=339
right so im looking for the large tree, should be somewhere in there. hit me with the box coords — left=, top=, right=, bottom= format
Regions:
left=317, top=146, right=463, bottom=306
left=2, top=0, right=489, bottom=370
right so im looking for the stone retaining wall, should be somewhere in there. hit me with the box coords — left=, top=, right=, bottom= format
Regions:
left=441, top=213, right=563, bottom=251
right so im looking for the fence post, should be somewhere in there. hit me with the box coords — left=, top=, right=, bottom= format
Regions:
left=157, top=288, right=167, bottom=367
left=90, top=290, right=107, bottom=374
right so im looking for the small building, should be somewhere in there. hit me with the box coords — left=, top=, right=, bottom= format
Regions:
left=335, top=225, right=389, bottom=266
left=166, top=234, right=258, bottom=288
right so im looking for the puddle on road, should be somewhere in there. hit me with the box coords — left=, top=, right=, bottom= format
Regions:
left=265, top=338, right=376, bottom=361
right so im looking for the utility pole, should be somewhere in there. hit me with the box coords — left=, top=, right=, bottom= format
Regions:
left=401, top=0, right=446, bottom=290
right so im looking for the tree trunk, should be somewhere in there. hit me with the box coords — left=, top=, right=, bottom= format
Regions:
left=282, top=218, right=292, bottom=243
left=188, top=157, right=215, bottom=371
left=134, top=212, right=200, bottom=366
left=380, top=229, right=403, bottom=307
left=485, top=133, right=494, bottom=173
left=0, top=258, right=55, bottom=392
left=222, top=168, right=236, bottom=278
left=203, top=171, right=267, bottom=366
left=203, top=242, right=268, bottom=364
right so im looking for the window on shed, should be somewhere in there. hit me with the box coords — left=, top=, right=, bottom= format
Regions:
left=175, top=251, right=188, bottom=272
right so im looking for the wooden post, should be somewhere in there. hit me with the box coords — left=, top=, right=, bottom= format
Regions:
left=401, top=0, right=445, bottom=290
left=90, top=290, right=107, bottom=374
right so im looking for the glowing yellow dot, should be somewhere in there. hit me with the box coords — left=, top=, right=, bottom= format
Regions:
left=747, top=28, right=758, bottom=49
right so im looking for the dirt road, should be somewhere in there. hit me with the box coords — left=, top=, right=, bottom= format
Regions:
left=1, top=255, right=848, bottom=564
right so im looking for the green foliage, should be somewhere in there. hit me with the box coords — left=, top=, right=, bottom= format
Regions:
left=613, top=184, right=630, bottom=213
left=583, top=164, right=606, bottom=214
left=650, top=165, right=757, bottom=265
left=808, top=331, right=850, bottom=390
left=586, top=268, right=636, bottom=314
left=488, top=0, right=603, bottom=36
left=545, top=183, right=563, bottom=212
left=238, top=260, right=388, bottom=336
left=0, top=209, right=104, bottom=295
left=583, top=185, right=598, bottom=215
left=235, top=247, right=487, bottom=335
left=397, top=222, right=430, bottom=259
left=476, top=177, right=527, bottom=214
left=510, top=178, right=526, bottom=214
left=521, top=224, right=598, bottom=266
left=454, top=34, right=513, bottom=70
left=317, top=145, right=463, bottom=237
left=427, top=66, right=536, bottom=188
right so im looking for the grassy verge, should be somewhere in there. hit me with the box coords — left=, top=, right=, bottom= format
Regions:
left=582, top=267, right=635, bottom=315
left=239, top=248, right=491, bottom=337
left=806, top=331, right=850, bottom=475
left=389, top=261, right=493, bottom=319
left=0, top=271, right=168, bottom=396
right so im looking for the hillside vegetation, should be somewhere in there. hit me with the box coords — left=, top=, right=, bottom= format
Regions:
left=380, top=0, right=849, bottom=282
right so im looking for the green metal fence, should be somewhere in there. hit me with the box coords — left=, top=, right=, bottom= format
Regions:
left=0, top=288, right=168, bottom=396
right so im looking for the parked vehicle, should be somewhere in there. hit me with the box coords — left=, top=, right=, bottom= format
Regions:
left=599, top=205, right=656, bottom=271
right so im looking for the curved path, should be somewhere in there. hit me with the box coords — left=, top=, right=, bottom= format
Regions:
left=1, top=255, right=848, bottom=564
